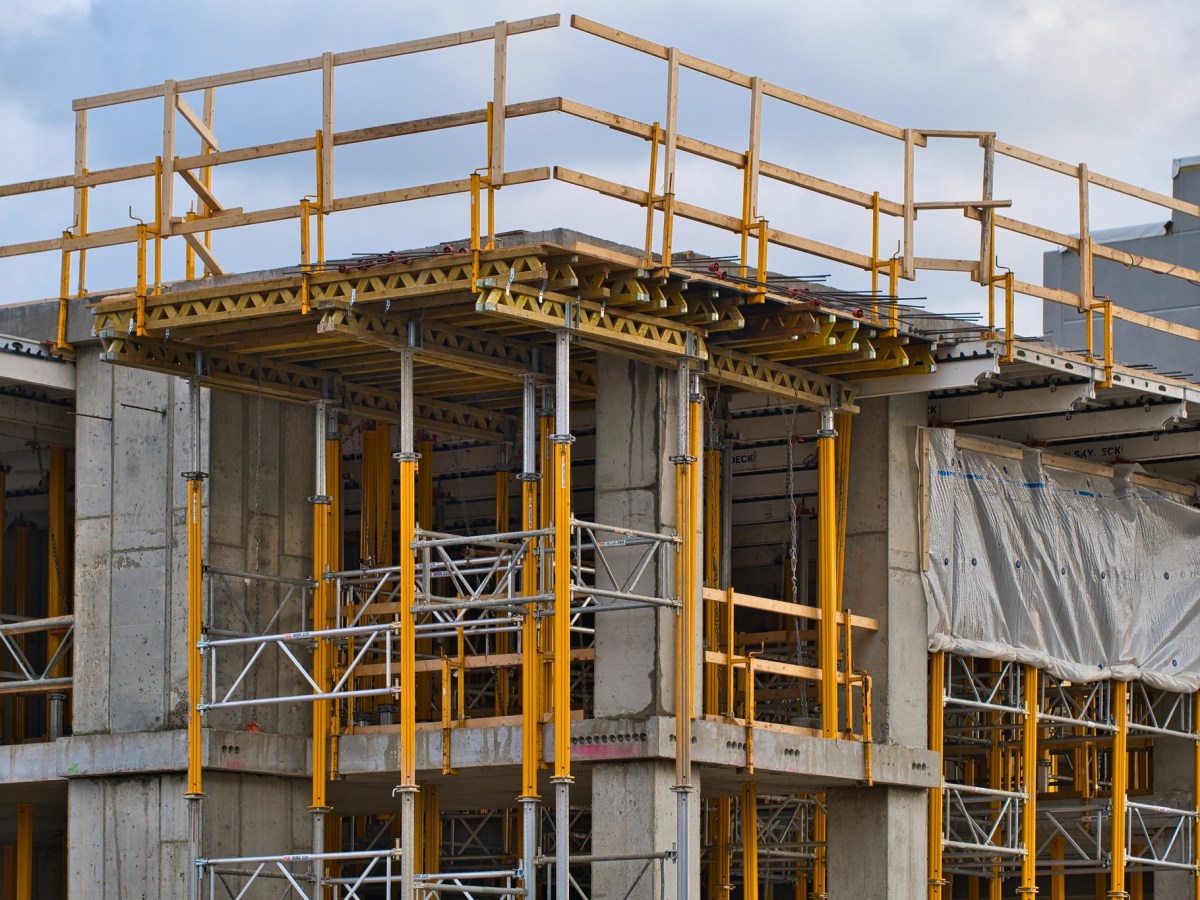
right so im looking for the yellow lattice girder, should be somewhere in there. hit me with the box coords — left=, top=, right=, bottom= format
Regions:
left=703, top=345, right=857, bottom=411
left=477, top=287, right=707, bottom=360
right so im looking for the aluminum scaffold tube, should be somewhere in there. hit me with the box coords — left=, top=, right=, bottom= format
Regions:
left=928, top=651, right=945, bottom=900
left=550, top=331, right=574, bottom=900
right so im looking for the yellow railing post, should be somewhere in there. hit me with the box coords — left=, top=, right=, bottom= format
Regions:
left=46, top=447, right=69, bottom=684
left=1003, top=272, right=1015, bottom=364
left=135, top=223, right=148, bottom=337
left=56, top=232, right=72, bottom=351
left=644, top=123, right=661, bottom=269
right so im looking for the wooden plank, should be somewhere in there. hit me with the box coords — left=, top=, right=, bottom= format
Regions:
left=555, top=167, right=874, bottom=271
left=702, top=586, right=878, bottom=630
left=178, top=168, right=224, bottom=213
left=568, top=16, right=911, bottom=143
left=1091, top=242, right=1200, bottom=288
left=491, top=22, right=507, bottom=185
left=322, top=52, right=334, bottom=213
left=963, top=206, right=1080, bottom=252
left=995, top=140, right=1200, bottom=219
left=0, top=174, right=74, bottom=198
left=1110, top=304, right=1200, bottom=343
left=759, top=161, right=903, bottom=215
left=72, top=15, right=561, bottom=110
left=913, top=257, right=978, bottom=274
left=1011, top=278, right=1079, bottom=308
left=161, top=80, right=176, bottom=236
left=912, top=200, right=1011, bottom=210
left=953, top=433, right=1197, bottom=498
left=331, top=167, right=549, bottom=214
left=180, top=232, right=224, bottom=275
left=175, top=95, right=218, bottom=150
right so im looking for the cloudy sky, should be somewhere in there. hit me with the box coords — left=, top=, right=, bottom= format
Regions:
left=2, top=0, right=1199, bottom=335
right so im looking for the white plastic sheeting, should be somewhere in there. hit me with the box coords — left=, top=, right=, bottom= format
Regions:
left=922, top=427, right=1200, bottom=691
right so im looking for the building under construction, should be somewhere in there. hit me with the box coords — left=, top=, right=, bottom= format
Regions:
left=2, top=14, right=1200, bottom=900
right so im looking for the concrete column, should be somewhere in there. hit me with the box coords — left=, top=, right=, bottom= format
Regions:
left=590, top=354, right=701, bottom=898
left=828, top=394, right=929, bottom=897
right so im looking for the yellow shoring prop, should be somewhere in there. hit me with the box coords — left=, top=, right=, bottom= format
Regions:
left=928, top=652, right=945, bottom=900
left=15, top=805, right=31, bottom=900
left=1017, top=666, right=1038, bottom=896
left=817, top=408, right=838, bottom=738
left=742, top=782, right=759, bottom=898
left=1110, top=680, right=1129, bottom=898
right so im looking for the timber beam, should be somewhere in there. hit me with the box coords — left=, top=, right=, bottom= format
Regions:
left=98, top=336, right=510, bottom=440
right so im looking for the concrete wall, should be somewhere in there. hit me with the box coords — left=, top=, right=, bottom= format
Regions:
left=205, top=391, right=314, bottom=736
left=67, top=772, right=309, bottom=897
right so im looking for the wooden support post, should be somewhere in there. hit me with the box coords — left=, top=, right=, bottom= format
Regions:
left=161, top=80, right=176, bottom=236
left=979, top=136, right=994, bottom=287
left=491, top=22, right=508, bottom=187
left=903, top=128, right=915, bottom=279
left=73, top=109, right=88, bottom=298
left=321, top=52, right=334, bottom=214
left=660, top=47, right=679, bottom=270
left=1079, top=162, right=1092, bottom=314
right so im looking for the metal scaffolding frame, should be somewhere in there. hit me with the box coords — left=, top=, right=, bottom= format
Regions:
left=932, top=652, right=1200, bottom=898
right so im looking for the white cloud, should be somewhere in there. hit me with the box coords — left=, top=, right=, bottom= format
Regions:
left=0, top=0, right=94, bottom=37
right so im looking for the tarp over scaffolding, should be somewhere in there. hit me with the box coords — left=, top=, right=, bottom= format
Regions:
left=922, top=427, right=1200, bottom=692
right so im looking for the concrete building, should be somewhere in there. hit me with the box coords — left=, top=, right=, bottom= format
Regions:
left=1045, top=155, right=1200, bottom=381
left=1, top=15, right=1200, bottom=900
